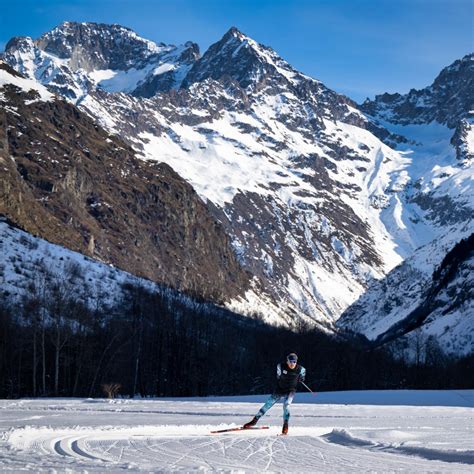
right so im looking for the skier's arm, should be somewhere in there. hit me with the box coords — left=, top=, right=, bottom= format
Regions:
left=276, top=363, right=282, bottom=379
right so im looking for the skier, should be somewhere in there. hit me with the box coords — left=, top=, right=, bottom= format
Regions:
left=243, top=352, right=306, bottom=435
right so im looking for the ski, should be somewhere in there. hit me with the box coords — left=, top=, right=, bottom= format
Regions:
left=210, top=426, right=270, bottom=434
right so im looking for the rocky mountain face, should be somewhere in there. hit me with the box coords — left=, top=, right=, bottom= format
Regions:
left=0, top=62, right=249, bottom=302
left=361, top=54, right=474, bottom=128
left=2, top=23, right=473, bottom=341
left=451, top=118, right=474, bottom=163
left=362, top=53, right=474, bottom=166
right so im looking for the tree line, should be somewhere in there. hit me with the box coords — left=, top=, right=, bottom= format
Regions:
left=0, top=264, right=472, bottom=399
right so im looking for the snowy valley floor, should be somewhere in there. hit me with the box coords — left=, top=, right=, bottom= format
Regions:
left=0, top=390, right=473, bottom=472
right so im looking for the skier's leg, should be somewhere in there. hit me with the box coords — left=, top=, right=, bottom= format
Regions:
left=243, top=393, right=281, bottom=428
left=282, top=392, right=295, bottom=423
left=256, top=393, right=281, bottom=419
left=281, top=392, right=294, bottom=434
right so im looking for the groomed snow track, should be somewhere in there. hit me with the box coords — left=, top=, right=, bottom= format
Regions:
left=2, top=395, right=473, bottom=472
left=8, top=425, right=474, bottom=472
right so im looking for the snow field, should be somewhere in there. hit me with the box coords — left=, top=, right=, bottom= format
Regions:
left=0, top=68, right=54, bottom=102
left=1, top=391, right=473, bottom=472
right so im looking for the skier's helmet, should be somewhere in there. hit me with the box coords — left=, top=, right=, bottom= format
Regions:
left=287, top=353, right=298, bottom=363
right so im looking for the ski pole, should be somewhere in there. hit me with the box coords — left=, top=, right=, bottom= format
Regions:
left=300, top=380, right=316, bottom=396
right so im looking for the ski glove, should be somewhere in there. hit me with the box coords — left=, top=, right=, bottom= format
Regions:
left=299, top=366, right=306, bottom=382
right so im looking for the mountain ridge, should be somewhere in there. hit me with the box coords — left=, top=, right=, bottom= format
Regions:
left=1, top=23, right=473, bottom=349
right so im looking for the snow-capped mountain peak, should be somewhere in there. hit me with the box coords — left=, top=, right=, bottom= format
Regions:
left=2, top=21, right=200, bottom=100
left=362, top=53, right=474, bottom=128
left=181, top=26, right=302, bottom=90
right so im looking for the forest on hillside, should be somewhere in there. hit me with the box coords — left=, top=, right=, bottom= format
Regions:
left=1, top=264, right=472, bottom=399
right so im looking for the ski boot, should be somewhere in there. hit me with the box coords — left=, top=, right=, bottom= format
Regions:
left=243, top=416, right=258, bottom=429
left=282, top=421, right=288, bottom=435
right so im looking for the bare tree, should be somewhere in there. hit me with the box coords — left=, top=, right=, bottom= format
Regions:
left=102, top=383, right=121, bottom=399
left=413, top=327, right=425, bottom=367
left=46, top=272, right=78, bottom=396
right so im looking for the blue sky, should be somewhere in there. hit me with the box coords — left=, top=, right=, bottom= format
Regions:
left=1, top=0, right=472, bottom=102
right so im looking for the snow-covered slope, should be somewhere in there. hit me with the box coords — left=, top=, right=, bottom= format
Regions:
left=0, top=217, right=157, bottom=308
left=0, top=217, right=291, bottom=327
left=0, top=61, right=53, bottom=102
left=337, top=224, right=474, bottom=357
left=2, top=23, right=473, bottom=340
left=336, top=54, right=474, bottom=355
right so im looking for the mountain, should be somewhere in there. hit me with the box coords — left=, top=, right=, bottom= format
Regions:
left=0, top=214, right=254, bottom=319
left=336, top=53, right=474, bottom=356
left=0, top=61, right=249, bottom=303
left=337, top=225, right=474, bottom=358
left=3, top=22, right=199, bottom=100
left=361, top=54, right=474, bottom=128
left=2, top=23, right=473, bottom=344
left=361, top=53, right=474, bottom=167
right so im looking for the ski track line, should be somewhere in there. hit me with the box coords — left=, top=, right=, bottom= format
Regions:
left=242, top=437, right=269, bottom=464
left=97, top=437, right=120, bottom=456
left=165, top=437, right=219, bottom=471
left=263, top=436, right=278, bottom=471
left=71, top=438, right=102, bottom=461
left=138, top=437, right=187, bottom=465
left=52, top=434, right=108, bottom=462
left=134, top=439, right=176, bottom=465
left=8, top=405, right=260, bottom=418
left=296, top=435, right=328, bottom=465
left=117, top=435, right=214, bottom=470
left=87, top=437, right=127, bottom=463
left=53, top=439, right=69, bottom=457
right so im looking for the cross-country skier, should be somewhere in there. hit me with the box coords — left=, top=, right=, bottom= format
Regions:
left=243, top=352, right=306, bottom=435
